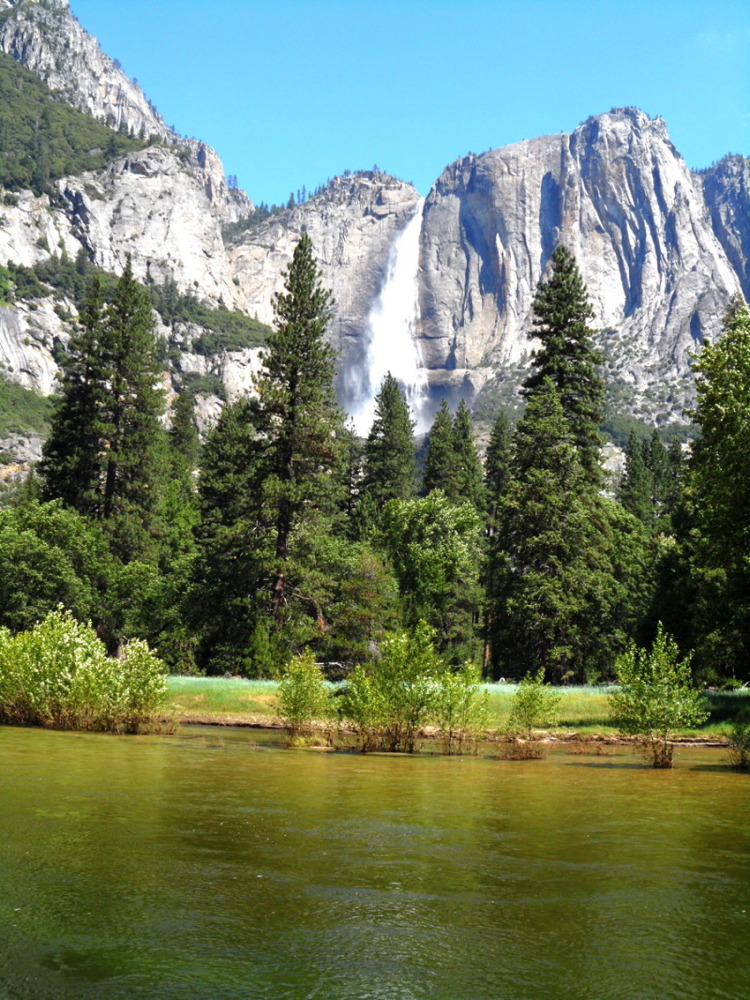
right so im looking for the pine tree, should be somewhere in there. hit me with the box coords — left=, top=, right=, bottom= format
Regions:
left=259, top=232, right=345, bottom=626
left=619, top=431, right=654, bottom=526
left=190, top=398, right=271, bottom=671
left=523, top=244, right=604, bottom=482
left=451, top=399, right=485, bottom=511
left=40, top=260, right=166, bottom=562
left=361, top=372, right=416, bottom=510
left=682, top=299, right=750, bottom=680
left=422, top=399, right=454, bottom=496
left=490, top=379, right=617, bottom=681
left=484, top=411, right=513, bottom=534
left=40, top=275, right=108, bottom=513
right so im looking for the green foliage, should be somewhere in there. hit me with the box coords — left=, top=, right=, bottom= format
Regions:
left=0, top=499, right=112, bottom=633
left=0, top=607, right=167, bottom=732
left=278, top=649, right=330, bottom=737
left=422, top=399, right=454, bottom=496
left=507, top=668, right=562, bottom=741
left=523, top=244, right=604, bottom=482
left=0, top=50, right=144, bottom=195
left=0, top=373, right=53, bottom=438
left=682, top=300, right=750, bottom=681
left=40, top=260, right=167, bottom=563
left=150, top=281, right=271, bottom=352
left=379, top=491, right=483, bottom=655
left=341, top=621, right=444, bottom=752
left=433, top=660, right=489, bottom=755
left=727, top=714, right=750, bottom=769
left=610, top=624, right=708, bottom=767
left=451, top=400, right=485, bottom=511
left=361, top=372, right=416, bottom=511
left=490, top=381, right=615, bottom=681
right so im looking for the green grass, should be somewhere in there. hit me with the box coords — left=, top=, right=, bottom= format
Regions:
left=168, top=677, right=282, bottom=718
left=167, top=678, right=750, bottom=738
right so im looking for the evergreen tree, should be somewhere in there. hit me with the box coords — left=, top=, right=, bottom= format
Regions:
left=39, top=275, right=108, bottom=513
left=523, top=245, right=604, bottom=482
left=451, top=399, right=485, bottom=511
left=422, top=399, right=454, bottom=496
left=169, top=390, right=200, bottom=472
left=682, top=299, right=750, bottom=680
left=484, top=410, right=513, bottom=535
left=259, top=232, right=345, bottom=626
left=619, top=431, right=654, bottom=526
left=490, top=380, right=621, bottom=681
left=190, top=398, right=271, bottom=672
left=361, top=372, right=416, bottom=510
left=483, top=410, right=513, bottom=671
left=40, top=259, right=166, bottom=562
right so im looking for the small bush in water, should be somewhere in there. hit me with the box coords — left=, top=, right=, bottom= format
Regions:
left=278, top=650, right=330, bottom=737
left=609, top=623, right=708, bottom=768
left=0, top=608, right=168, bottom=732
left=727, top=714, right=750, bottom=770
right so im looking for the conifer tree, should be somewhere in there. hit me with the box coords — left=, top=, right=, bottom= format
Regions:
left=451, top=399, right=485, bottom=511
left=259, top=232, right=345, bottom=625
left=40, top=275, right=108, bottom=513
left=523, top=244, right=604, bottom=482
left=682, top=299, right=750, bottom=680
left=619, top=431, right=654, bottom=526
left=422, top=399, right=454, bottom=496
left=361, top=372, right=416, bottom=510
left=484, top=411, right=513, bottom=535
left=40, top=258, right=166, bottom=562
left=490, top=380, right=618, bottom=681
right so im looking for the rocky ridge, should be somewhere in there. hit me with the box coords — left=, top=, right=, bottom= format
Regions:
left=0, top=2, right=747, bottom=453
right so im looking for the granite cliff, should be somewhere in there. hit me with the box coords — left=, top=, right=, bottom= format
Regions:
left=0, top=0, right=748, bottom=461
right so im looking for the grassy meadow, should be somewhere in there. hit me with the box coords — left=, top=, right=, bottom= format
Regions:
left=167, top=677, right=750, bottom=740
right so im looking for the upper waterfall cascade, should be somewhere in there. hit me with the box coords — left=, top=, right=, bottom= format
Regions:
left=350, top=199, right=428, bottom=436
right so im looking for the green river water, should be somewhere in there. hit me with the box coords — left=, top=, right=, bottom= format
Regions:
left=1, top=725, right=749, bottom=1000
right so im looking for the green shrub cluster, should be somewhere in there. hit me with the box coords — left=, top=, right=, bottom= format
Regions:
left=0, top=608, right=168, bottom=732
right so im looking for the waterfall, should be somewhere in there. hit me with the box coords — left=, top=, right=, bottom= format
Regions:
left=350, top=199, right=428, bottom=436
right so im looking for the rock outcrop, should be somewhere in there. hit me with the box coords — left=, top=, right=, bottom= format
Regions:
left=0, top=0, right=748, bottom=447
left=230, top=172, right=421, bottom=405
left=419, top=109, right=742, bottom=420
left=697, top=154, right=750, bottom=303
left=0, top=0, right=253, bottom=226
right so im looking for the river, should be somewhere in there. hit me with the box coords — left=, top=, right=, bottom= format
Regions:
left=1, top=725, right=748, bottom=999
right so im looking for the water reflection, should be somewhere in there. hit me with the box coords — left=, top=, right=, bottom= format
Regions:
left=0, top=727, right=748, bottom=999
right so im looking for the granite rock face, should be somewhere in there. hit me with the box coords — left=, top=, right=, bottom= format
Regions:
left=697, top=155, right=750, bottom=303
left=0, top=0, right=252, bottom=226
left=419, top=109, right=742, bottom=419
left=229, top=172, right=421, bottom=405
left=0, top=1, right=748, bottom=445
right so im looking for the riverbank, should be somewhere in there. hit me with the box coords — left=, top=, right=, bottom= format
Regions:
left=167, top=677, right=748, bottom=743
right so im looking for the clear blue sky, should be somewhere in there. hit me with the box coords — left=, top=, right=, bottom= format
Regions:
left=70, top=0, right=749, bottom=208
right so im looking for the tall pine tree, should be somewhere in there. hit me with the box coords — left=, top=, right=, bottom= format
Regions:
left=422, top=399, right=454, bottom=496
left=451, top=399, right=485, bottom=511
left=259, top=232, right=346, bottom=626
left=40, top=257, right=166, bottom=562
left=523, top=244, right=604, bottom=482
left=361, top=372, right=416, bottom=509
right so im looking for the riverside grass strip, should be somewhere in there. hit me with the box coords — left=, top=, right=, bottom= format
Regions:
left=167, top=677, right=750, bottom=739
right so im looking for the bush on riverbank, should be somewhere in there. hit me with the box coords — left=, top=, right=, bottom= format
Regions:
left=0, top=608, right=168, bottom=732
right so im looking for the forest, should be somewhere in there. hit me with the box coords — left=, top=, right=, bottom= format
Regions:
left=1, top=235, right=749, bottom=696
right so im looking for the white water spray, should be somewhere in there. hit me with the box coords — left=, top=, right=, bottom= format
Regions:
left=350, top=199, right=428, bottom=436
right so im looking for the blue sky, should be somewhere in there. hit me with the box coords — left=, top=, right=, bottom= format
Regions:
left=70, top=0, right=749, bottom=208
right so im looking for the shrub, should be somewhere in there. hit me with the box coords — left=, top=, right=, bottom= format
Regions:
left=434, top=661, right=489, bottom=755
left=609, top=623, right=708, bottom=768
left=503, top=668, right=561, bottom=759
left=340, top=621, right=445, bottom=753
left=278, top=650, right=330, bottom=738
left=727, top=714, right=750, bottom=769
left=0, top=608, right=168, bottom=732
